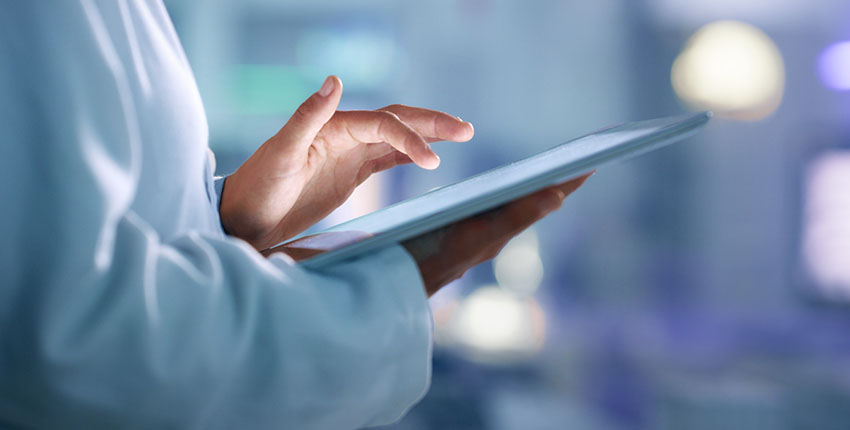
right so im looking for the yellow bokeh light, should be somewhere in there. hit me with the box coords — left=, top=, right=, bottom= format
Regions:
left=671, top=20, right=785, bottom=121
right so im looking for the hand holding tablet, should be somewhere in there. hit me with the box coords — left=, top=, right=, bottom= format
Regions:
left=265, top=112, right=709, bottom=297
left=402, top=172, right=594, bottom=295
left=265, top=172, right=593, bottom=294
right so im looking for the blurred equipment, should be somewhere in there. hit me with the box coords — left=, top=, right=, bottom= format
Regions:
left=671, top=20, right=784, bottom=121
left=801, top=150, right=850, bottom=299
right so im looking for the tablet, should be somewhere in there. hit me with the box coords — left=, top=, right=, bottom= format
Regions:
left=297, top=111, right=711, bottom=269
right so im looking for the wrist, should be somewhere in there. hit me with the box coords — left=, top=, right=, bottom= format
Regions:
left=218, top=170, right=253, bottom=243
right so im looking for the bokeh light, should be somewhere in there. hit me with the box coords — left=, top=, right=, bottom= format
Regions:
left=493, top=228, right=544, bottom=297
left=671, top=20, right=785, bottom=121
left=818, top=41, right=850, bottom=91
left=450, top=286, right=545, bottom=362
left=802, top=151, right=850, bottom=299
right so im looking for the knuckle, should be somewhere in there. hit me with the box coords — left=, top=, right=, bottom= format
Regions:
left=506, top=204, right=530, bottom=226
left=539, top=191, right=562, bottom=211
left=375, top=111, right=394, bottom=130
left=294, top=96, right=317, bottom=121
left=402, top=131, right=422, bottom=151
left=379, top=110, right=401, bottom=123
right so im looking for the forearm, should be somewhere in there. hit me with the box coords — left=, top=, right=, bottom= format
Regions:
left=1, top=213, right=432, bottom=428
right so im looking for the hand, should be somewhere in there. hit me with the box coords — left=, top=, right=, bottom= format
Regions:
left=403, top=173, right=593, bottom=297
left=219, top=75, right=474, bottom=251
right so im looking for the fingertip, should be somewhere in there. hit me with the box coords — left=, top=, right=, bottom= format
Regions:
left=574, top=171, right=594, bottom=186
left=331, top=75, right=343, bottom=94
left=458, top=121, right=475, bottom=141
left=317, top=76, right=333, bottom=97
left=441, top=115, right=474, bottom=142
left=448, top=116, right=474, bottom=141
left=421, top=153, right=440, bottom=170
left=318, top=75, right=343, bottom=98
left=555, top=171, right=594, bottom=195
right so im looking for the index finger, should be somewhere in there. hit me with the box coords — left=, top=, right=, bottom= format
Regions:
left=336, top=110, right=441, bottom=169
left=380, top=104, right=474, bottom=143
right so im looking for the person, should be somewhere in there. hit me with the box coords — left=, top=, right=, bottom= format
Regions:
left=0, top=1, right=589, bottom=428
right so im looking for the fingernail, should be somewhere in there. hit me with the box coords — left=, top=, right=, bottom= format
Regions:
left=318, top=76, right=334, bottom=97
left=456, top=116, right=463, bottom=122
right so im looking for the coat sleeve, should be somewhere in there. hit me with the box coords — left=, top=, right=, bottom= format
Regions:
left=0, top=2, right=431, bottom=429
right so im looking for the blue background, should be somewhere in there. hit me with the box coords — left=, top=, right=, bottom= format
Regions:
left=165, top=1, right=850, bottom=428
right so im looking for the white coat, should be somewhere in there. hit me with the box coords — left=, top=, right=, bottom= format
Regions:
left=0, top=1, right=431, bottom=428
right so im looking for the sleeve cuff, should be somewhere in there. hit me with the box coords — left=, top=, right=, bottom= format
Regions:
left=295, top=243, right=433, bottom=427
left=213, top=176, right=226, bottom=210
left=213, top=176, right=228, bottom=234
left=356, top=244, right=434, bottom=426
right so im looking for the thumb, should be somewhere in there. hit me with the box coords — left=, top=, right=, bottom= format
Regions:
left=277, top=75, right=343, bottom=149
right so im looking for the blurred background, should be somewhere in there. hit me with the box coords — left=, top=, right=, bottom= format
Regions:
left=164, top=0, right=850, bottom=428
